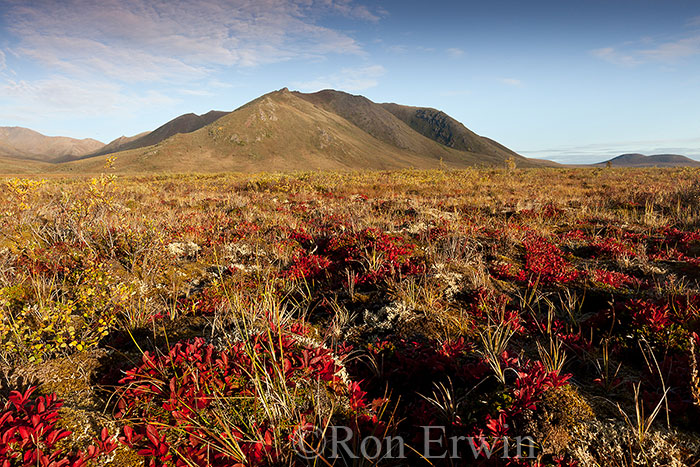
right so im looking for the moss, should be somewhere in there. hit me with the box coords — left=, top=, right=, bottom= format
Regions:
left=101, top=447, right=146, bottom=467
left=543, top=384, right=595, bottom=426
left=56, top=406, right=145, bottom=466
left=520, top=384, right=595, bottom=455
left=8, top=349, right=107, bottom=408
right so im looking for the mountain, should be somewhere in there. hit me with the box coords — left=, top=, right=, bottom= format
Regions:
left=86, top=111, right=229, bottom=158
left=293, top=90, right=531, bottom=166
left=0, top=127, right=104, bottom=162
left=380, top=103, right=523, bottom=161
left=597, top=153, right=700, bottom=167
left=90, top=132, right=149, bottom=158
left=63, top=88, right=549, bottom=173
left=0, top=88, right=553, bottom=173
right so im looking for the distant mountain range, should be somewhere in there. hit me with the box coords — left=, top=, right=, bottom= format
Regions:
left=86, top=110, right=229, bottom=158
left=1, top=88, right=554, bottom=173
left=0, top=127, right=103, bottom=163
left=596, top=153, right=700, bottom=167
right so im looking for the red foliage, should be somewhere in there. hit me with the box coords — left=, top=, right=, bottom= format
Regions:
left=349, top=335, right=571, bottom=463
left=589, top=237, right=637, bottom=259
left=284, top=228, right=424, bottom=285
left=623, top=299, right=673, bottom=334
left=658, top=227, right=700, bottom=250
left=592, top=269, right=639, bottom=289
left=13, top=241, right=88, bottom=278
left=283, top=253, right=332, bottom=281
left=115, top=331, right=353, bottom=466
left=518, top=235, right=581, bottom=285
left=0, top=387, right=116, bottom=467
left=175, top=216, right=260, bottom=248
left=561, top=229, right=589, bottom=242
left=510, top=356, right=571, bottom=414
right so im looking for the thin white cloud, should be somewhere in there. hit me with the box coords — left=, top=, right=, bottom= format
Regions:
left=0, top=76, right=178, bottom=118
left=387, top=45, right=408, bottom=54
left=447, top=47, right=465, bottom=57
left=500, top=78, right=522, bottom=87
left=641, top=36, right=700, bottom=61
left=0, top=0, right=379, bottom=131
left=179, top=89, right=216, bottom=97
left=2, top=0, right=376, bottom=83
left=590, top=47, right=642, bottom=66
left=317, top=0, right=380, bottom=21
left=592, top=22, right=700, bottom=67
left=293, top=64, right=386, bottom=92
left=521, top=137, right=700, bottom=164
left=206, top=79, right=238, bottom=89
left=688, top=16, right=700, bottom=27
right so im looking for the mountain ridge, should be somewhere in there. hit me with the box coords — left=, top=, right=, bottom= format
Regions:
left=0, top=127, right=104, bottom=162
left=0, top=88, right=553, bottom=173
left=85, top=110, right=229, bottom=158
left=596, top=153, right=700, bottom=167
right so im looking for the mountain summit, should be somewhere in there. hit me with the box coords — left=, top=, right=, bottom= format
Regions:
left=1, top=89, right=552, bottom=173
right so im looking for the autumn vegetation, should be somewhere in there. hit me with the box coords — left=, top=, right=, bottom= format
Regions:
left=1, top=167, right=700, bottom=466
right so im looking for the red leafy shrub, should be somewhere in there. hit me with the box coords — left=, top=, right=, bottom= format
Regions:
left=0, top=386, right=116, bottom=466
left=518, top=203, right=563, bottom=220
left=521, top=235, right=581, bottom=284
left=489, top=262, right=520, bottom=281
left=461, top=288, right=525, bottom=333
left=623, top=299, right=673, bottom=334
left=669, top=294, right=700, bottom=322
left=596, top=297, right=699, bottom=352
left=592, top=269, right=639, bottom=289
left=648, top=247, right=700, bottom=270
left=348, top=337, right=570, bottom=463
left=589, top=236, right=638, bottom=259
left=13, top=241, right=89, bottom=279
left=496, top=235, right=582, bottom=285
left=509, top=355, right=571, bottom=414
left=177, top=285, right=226, bottom=316
left=175, top=215, right=260, bottom=248
left=284, top=228, right=424, bottom=285
left=561, top=229, right=589, bottom=242
left=283, top=253, right=332, bottom=281
left=656, top=227, right=700, bottom=252
left=115, top=328, right=354, bottom=466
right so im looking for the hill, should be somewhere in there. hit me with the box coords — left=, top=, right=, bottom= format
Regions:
left=0, top=155, right=50, bottom=174
left=64, top=88, right=548, bottom=173
left=88, top=132, right=149, bottom=158
left=597, top=153, right=700, bottom=167
left=380, top=103, right=524, bottom=161
left=86, top=111, right=229, bottom=158
left=293, top=90, right=530, bottom=165
left=0, top=88, right=553, bottom=174
left=0, top=127, right=104, bottom=162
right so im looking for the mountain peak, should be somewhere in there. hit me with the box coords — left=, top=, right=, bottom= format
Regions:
left=0, top=88, right=555, bottom=173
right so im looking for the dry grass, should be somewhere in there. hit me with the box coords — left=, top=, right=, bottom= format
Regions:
left=1, top=167, right=700, bottom=466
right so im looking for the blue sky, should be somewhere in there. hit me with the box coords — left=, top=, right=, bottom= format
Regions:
left=1, top=0, right=700, bottom=163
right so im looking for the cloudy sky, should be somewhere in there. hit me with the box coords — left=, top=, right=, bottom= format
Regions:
left=1, top=0, right=699, bottom=163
